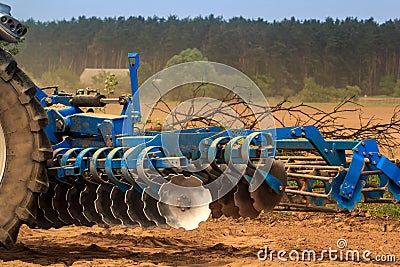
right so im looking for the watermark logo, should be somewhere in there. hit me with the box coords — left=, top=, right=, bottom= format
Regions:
left=122, top=61, right=276, bottom=207
left=336, top=238, right=347, bottom=249
left=257, top=238, right=396, bottom=263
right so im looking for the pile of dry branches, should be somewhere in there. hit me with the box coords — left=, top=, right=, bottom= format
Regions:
left=271, top=96, right=400, bottom=154
left=145, top=85, right=400, bottom=155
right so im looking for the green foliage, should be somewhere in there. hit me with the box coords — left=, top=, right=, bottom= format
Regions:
left=392, top=79, right=400, bottom=97
left=91, top=70, right=108, bottom=89
left=379, top=75, right=396, bottom=96
left=0, top=40, right=21, bottom=55
left=104, top=73, right=118, bottom=97
left=90, top=71, right=120, bottom=95
left=36, top=67, right=83, bottom=90
left=254, top=74, right=275, bottom=96
left=279, top=87, right=296, bottom=98
left=357, top=203, right=400, bottom=219
left=165, top=48, right=208, bottom=68
left=13, top=17, right=400, bottom=97
left=159, top=49, right=214, bottom=101
left=344, top=85, right=362, bottom=100
left=297, top=77, right=327, bottom=102
left=87, top=62, right=153, bottom=96
left=138, top=61, right=153, bottom=85
left=297, top=77, right=361, bottom=102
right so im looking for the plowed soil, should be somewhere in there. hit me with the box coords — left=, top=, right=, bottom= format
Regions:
left=1, top=212, right=399, bottom=266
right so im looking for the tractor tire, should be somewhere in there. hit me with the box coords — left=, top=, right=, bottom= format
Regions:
left=0, top=49, right=51, bottom=248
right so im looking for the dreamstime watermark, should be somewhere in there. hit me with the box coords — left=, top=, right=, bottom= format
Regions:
left=122, top=61, right=276, bottom=207
left=257, top=238, right=396, bottom=263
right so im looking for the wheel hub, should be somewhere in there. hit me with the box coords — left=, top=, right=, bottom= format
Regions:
left=0, top=121, right=6, bottom=183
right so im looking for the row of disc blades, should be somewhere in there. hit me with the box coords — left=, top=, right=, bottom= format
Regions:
left=32, top=160, right=287, bottom=230
left=33, top=173, right=212, bottom=230
left=209, top=160, right=287, bottom=219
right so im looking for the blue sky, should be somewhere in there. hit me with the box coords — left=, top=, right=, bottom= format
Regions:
left=8, top=0, right=400, bottom=23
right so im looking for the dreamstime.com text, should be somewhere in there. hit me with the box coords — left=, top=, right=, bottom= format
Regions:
left=257, top=239, right=396, bottom=263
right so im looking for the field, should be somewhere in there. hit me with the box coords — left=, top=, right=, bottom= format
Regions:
left=1, top=103, right=400, bottom=267
left=1, top=213, right=399, bottom=266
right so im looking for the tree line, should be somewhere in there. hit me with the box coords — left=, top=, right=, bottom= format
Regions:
left=13, top=15, right=400, bottom=97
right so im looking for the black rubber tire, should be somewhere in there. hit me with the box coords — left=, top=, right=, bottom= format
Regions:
left=0, top=49, right=51, bottom=248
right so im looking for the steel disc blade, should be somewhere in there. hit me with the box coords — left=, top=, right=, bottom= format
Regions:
left=250, top=160, right=287, bottom=212
left=251, top=181, right=278, bottom=212
left=66, top=187, right=95, bottom=227
left=80, top=183, right=105, bottom=226
left=206, top=172, right=223, bottom=219
left=34, top=202, right=53, bottom=229
left=38, top=182, right=67, bottom=228
left=209, top=201, right=223, bottom=219
left=218, top=175, right=240, bottom=218
left=157, top=202, right=211, bottom=230
left=125, top=187, right=156, bottom=229
left=110, top=186, right=139, bottom=228
left=234, top=179, right=260, bottom=219
left=52, top=183, right=81, bottom=225
left=157, top=175, right=212, bottom=230
left=142, top=187, right=170, bottom=229
left=94, top=184, right=122, bottom=226
left=219, top=189, right=240, bottom=218
left=204, top=174, right=221, bottom=202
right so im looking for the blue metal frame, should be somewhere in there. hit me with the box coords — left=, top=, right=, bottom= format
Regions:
left=128, top=52, right=141, bottom=123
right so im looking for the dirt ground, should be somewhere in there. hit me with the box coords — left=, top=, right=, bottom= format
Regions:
left=1, top=212, right=399, bottom=267
left=1, top=103, right=399, bottom=267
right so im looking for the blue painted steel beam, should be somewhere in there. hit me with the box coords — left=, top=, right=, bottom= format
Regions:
left=128, top=52, right=141, bottom=123
left=275, top=126, right=345, bottom=166
left=276, top=139, right=359, bottom=150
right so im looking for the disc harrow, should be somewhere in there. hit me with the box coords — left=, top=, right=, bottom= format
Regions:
left=33, top=125, right=286, bottom=232
left=1, top=4, right=400, bottom=248
left=1, top=49, right=399, bottom=249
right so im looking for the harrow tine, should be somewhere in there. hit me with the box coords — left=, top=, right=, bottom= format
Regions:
left=80, top=183, right=105, bottom=226
left=283, top=165, right=335, bottom=207
left=110, top=186, right=139, bottom=228
left=142, top=187, right=170, bottom=229
left=94, top=184, right=122, bottom=226
left=66, top=186, right=95, bottom=227
left=125, top=187, right=156, bottom=229
left=38, top=182, right=67, bottom=228
left=52, top=183, right=82, bottom=225
left=157, top=174, right=212, bottom=230
left=234, top=178, right=260, bottom=219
